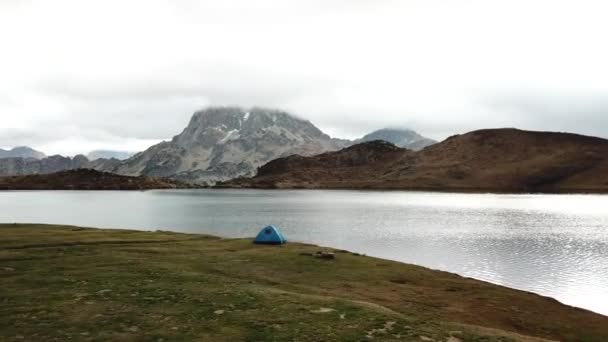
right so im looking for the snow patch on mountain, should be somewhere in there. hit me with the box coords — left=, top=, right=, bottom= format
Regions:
left=218, top=129, right=240, bottom=144
left=108, top=107, right=347, bottom=184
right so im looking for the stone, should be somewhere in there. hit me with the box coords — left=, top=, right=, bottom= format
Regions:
left=446, top=337, right=462, bottom=342
left=314, top=251, right=335, bottom=260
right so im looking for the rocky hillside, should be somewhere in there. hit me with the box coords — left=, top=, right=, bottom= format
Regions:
left=0, top=169, right=188, bottom=190
left=0, top=146, right=46, bottom=160
left=0, top=154, right=121, bottom=177
left=220, top=128, right=608, bottom=193
left=0, top=107, right=435, bottom=184
left=354, top=128, right=436, bottom=151
left=111, top=107, right=348, bottom=184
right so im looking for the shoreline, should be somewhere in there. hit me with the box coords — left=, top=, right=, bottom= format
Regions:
left=3, top=186, right=608, bottom=195
left=215, top=184, right=608, bottom=195
left=4, top=221, right=605, bottom=317
left=3, top=222, right=603, bottom=316
left=2, top=224, right=607, bottom=341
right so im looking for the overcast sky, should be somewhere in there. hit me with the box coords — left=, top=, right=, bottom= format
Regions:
left=1, top=0, right=608, bottom=155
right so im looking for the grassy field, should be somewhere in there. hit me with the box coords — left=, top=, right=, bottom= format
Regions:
left=1, top=224, right=607, bottom=341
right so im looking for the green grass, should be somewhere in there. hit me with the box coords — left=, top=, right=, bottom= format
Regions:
left=1, top=224, right=607, bottom=341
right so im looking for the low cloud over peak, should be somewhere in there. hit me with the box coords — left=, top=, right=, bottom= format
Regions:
left=1, top=0, right=607, bottom=155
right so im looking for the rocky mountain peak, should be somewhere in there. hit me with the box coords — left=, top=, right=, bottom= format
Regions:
left=173, top=106, right=329, bottom=149
left=110, top=106, right=347, bottom=184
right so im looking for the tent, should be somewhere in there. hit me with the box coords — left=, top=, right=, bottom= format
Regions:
left=253, top=225, right=286, bottom=244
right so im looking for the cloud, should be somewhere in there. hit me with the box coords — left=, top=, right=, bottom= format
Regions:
left=1, top=0, right=608, bottom=154
left=485, top=91, right=608, bottom=137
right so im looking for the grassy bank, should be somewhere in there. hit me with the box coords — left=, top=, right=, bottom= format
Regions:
left=1, top=224, right=607, bottom=341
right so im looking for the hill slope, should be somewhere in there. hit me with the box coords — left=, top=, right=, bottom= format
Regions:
left=2, top=224, right=607, bottom=341
left=221, top=128, right=608, bottom=192
left=0, top=169, right=188, bottom=190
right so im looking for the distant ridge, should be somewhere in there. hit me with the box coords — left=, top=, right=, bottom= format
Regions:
left=0, top=146, right=46, bottom=160
left=87, top=150, right=135, bottom=161
left=0, top=169, right=189, bottom=190
left=354, top=128, right=436, bottom=151
left=220, top=128, right=608, bottom=193
left=0, top=154, right=120, bottom=177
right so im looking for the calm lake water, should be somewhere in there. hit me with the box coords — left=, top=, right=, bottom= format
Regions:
left=1, top=189, right=607, bottom=316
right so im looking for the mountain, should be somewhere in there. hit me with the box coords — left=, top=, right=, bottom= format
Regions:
left=0, top=107, right=435, bottom=183
left=0, top=146, right=46, bottom=160
left=354, top=128, right=436, bottom=151
left=87, top=150, right=135, bottom=161
left=0, top=155, right=121, bottom=177
left=0, top=169, right=188, bottom=190
left=111, top=107, right=348, bottom=184
left=219, top=128, right=608, bottom=193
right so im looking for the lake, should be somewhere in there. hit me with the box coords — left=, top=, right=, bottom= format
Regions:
left=1, top=189, right=607, bottom=316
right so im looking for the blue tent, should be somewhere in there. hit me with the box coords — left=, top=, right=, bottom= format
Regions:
left=253, top=225, right=286, bottom=244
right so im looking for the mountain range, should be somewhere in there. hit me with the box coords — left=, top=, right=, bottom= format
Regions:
left=87, top=150, right=135, bottom=161
left=0, top=154, right=121, bottom=178
left=0, top=146, right=46, bottom=160
left=220, top=128, right=608, bottom=193
left=0, top=107, right=436, bottom=183
left=3, top=107, right=608, bottom=193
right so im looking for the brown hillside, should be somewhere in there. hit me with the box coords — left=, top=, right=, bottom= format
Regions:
left=0, top=169, right=191, bottom=190
left=219, top=129, right=608, bottom=192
